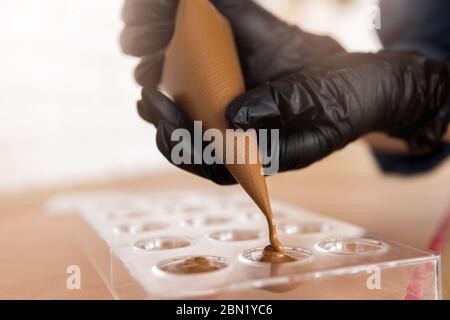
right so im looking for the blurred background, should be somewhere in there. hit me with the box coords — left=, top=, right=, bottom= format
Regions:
left=1, top=0, right=449, bottom=300
left=0, top=0, right=397, bottom=193
left=0, top=0, right=160, bottom=192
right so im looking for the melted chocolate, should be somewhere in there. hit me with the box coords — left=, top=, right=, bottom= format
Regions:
left=259, top=245, right=296, bottom=263
left=161, top=257, right=224, bottom=274
left=261, top=247, right=302, bottom=293
left=260, top=209, right=293, bottom=263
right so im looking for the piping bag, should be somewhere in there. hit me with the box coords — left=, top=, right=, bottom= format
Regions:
left=160, top=0, right=289, bottom=260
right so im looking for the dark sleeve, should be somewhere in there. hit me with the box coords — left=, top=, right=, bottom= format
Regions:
left=372, top=144, right=450, bottom=175
left=373, top=0, right=450, bottom=175
left=378, top=0, right=450, bottom=60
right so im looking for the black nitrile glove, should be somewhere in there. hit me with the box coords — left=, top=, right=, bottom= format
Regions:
left=121, top=0, right=343, bottom=89
left=226, top=51, right=450, bottom=172
left=123, top=0, right=344, bottom=185
left=123, top=1, right=450, bottom=185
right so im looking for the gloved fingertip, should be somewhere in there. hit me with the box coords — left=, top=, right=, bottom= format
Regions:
left=226, top=99, right=251, bottom=130
left=155, top=120, right=178, bottom=160
left=122, top=0, right=179, bottom=26
left=137, top=99, right=156, bottom=125
left=135, top=52, right=165, bottom=88
left=140, top=88, right=171, bottom=125
left=141, top=88, right=191, bottom=128
left=208, top=167, right=238, bottom=186
left=141, top=87, right=169, bottom=108
left=226, top=85, right=281, bottom=130
left=120, top=24, right=173, bottom=57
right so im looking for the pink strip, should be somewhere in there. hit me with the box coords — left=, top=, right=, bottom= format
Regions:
left=404, top=204, right=450, bottom=300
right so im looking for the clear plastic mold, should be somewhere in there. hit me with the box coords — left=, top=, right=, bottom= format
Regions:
left=132, top=237, right=192, bottom=252
left=67, top=190, right=441, bottom=300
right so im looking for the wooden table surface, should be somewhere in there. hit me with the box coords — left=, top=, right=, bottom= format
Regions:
left=1, top=143, right=449, bottom=299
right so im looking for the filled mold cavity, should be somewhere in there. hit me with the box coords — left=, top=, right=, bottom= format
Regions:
left=315, top=238, right=388, bottom=256
left=154, top=256, right=230, bottom=275
left=239, top=247, right=313, bottom=266
left=133, top=237, right=191, bottom=251
left=278, top=222, right=332, bottom=235
left=207, top=230, right=262, bottom=242
left=113, top=222, right=167, bottom=235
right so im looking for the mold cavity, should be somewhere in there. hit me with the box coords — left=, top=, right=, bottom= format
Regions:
left=107, top=212, right=118, bottom=219
left=235, top=202, right=255, bottom=209
left=161, top=205, right=177, bottom=214
left=107, top=210, right=151, bottom=220
left=133, top=237, right=191, bottom=251
left=315, top=238, right=388, bottom=256
left=239, top=247, right=313, bottom=265
left=182, top=216, right=231, bottom=227
left=273, top=211, right=287, bottom=218
left=182, top=206, right=208, bottom=214
left=154, top=256, right=230, bottom=275
left=239, top=209, right=261, bottom=220
left=278, top=222, right=332, bottom=235
left=113, top=222, right=167, bottom=235
left=126, top=211, right=151, bottom=218
left=208, top=230, right=262, bottom=242
left=140, top=222, right=167, bottom=232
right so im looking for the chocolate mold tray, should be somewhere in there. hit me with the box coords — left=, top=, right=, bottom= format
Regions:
left=60, top=190, right=441, bottom=300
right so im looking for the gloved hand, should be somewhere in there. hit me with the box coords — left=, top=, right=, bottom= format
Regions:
left=121, top=0, right=344, bottom=185
left=226, top=51, right=450, bottom=171
left=121, top=0, right=344, bottom=88
left=122, top=0, right=450, bottom=185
